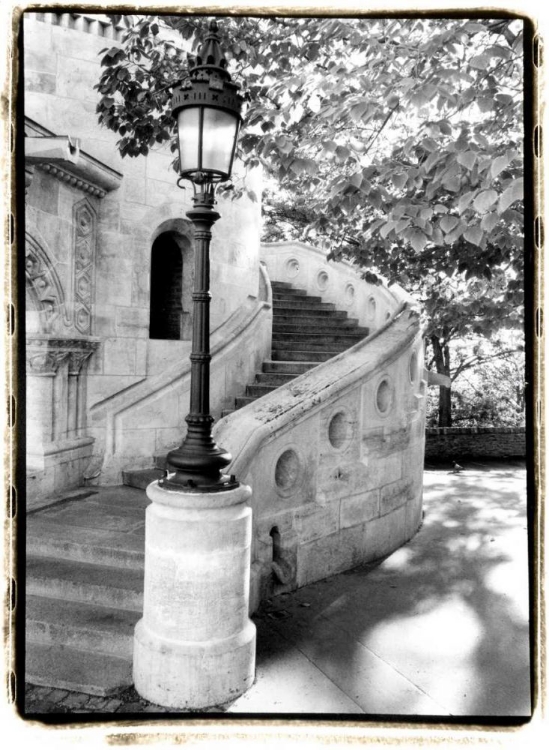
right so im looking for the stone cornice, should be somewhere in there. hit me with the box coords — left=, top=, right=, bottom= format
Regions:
left=25, top=118, right=123, bottom=197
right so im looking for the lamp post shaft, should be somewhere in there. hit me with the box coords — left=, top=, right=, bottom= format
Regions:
left=163, top=188, right=237, bottom=491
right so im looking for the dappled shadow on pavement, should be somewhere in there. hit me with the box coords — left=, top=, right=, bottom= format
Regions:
left=249, top=464, right=530, bottom=718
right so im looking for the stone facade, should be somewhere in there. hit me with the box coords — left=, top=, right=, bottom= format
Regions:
left=24, top=12, right=266, bottom=498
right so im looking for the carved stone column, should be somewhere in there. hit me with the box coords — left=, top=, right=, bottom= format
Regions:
left=26, top=336, right=99, bottom=446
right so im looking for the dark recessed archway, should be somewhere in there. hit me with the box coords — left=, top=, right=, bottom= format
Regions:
left=149, top=232, right=193, bottom=340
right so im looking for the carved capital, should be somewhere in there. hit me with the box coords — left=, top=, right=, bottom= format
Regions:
left=26, top=336, right=100, bottom=375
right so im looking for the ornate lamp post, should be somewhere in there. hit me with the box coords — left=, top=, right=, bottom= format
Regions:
left=164, top=19, right=245, bottom=492
left=133, top=20, right=255, bottom=709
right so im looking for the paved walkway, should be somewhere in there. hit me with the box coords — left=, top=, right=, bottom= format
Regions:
left=24, top=460, right=531, bottom=718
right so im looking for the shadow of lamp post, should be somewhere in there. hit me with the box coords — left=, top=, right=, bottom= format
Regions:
left=133, top=20, right=256, bottom=709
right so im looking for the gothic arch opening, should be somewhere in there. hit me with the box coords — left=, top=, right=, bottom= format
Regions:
left=149, top=231, right=193, bottom=340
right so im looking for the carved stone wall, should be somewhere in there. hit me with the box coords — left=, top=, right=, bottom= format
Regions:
left=25, top=233, right=69, bottom=334
left=73, top=199, right=96, bottom=335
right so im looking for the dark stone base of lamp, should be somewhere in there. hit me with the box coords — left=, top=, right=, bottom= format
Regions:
left=163, top=440, right=239, bottom=492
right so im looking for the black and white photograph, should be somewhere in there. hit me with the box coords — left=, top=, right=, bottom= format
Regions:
left=7, top=2, right=541, bottom=742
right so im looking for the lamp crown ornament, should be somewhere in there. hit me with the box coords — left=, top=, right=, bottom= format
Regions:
left=188, top=20, right=230, bottom=76
left=172, top=18, right=245, bottom=184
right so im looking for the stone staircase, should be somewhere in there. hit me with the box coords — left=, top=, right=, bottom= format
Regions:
left=122, top=280, right=369, bottom=487
left=25, top=281, right=370, bottom=696
left=25, top=486, right=147, bottom=696
left=224, top=280, right=369, bottom=413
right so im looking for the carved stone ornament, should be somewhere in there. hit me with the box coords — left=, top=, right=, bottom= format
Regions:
left=25, top=234, right=69, bottom=332
left=26, top=336, right=100, bottom=375
left=73, top=200, right=97, bottom=335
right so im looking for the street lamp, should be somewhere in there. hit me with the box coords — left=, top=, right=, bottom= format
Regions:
left=134, top=19, right=256, bottom=708
left=164, top=19, right=245, bottom=492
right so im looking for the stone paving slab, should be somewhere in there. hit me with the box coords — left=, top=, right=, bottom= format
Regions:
left=23, top=461, right=531, bottom=719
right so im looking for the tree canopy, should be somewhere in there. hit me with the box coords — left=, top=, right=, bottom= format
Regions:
left=96, top=14, right=526, bottom=425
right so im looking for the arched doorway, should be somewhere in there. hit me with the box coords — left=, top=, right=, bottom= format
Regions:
left=149, top=232, right=193, bottom=340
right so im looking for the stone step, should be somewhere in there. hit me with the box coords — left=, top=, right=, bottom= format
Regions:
left=272, top=299, right=336, bottom=311
left=272, top=331, right=366, bottom=344
left=270, top=281, right=305, bottom=291
left=272, top=349, right=335, bottom=363
left=255, top=371, right=298, bottom=386
left=26, top=594, right=139, bottom=659
left=273, top=288, right=322, bottom=304
left=27, top=519, right=145, bottom=569
left=272, top=340, right=354, bottom=353
left=272, top=321, right=363, bottom=335
left=26, top=641, right=133, bottom=697
left=273, top=306, right=346, bottom=318
left=262, top=360, right=319, bottom=375
left=27, top=555, right=144, bottom=611
left=272, top=293, right=324, bottom=305
left=245, top=384, right=279, bottom=398
left=122, top=467, right=165, bottom=490
left=274, top=313, right=351, bottom=326
left=235, top=395, right=258, bottom=409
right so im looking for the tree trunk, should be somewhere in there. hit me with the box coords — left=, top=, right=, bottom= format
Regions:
left=431, top=335, right=452, bottom=427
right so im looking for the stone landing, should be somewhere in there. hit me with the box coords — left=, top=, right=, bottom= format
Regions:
left=26, top=486, right=147, bottom=695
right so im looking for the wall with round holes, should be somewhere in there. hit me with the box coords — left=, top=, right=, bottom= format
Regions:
left=214, top=302, right=427, bottom=608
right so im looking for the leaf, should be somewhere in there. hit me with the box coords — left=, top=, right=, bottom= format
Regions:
left=290, top=158, right=317, bottom=176
left=335, top=145, right=350, bottom=161
left=481, top=212, right=499, bottom=233
left=421, top=137, right=438, bottom=152
left=473, top=189, right=498, bottom=213
left=496, top=93, right=514, bottom=106
left=350, top=101, right=370, bottom=121
left=498, top=179, right=524, bottom=213
left=463, top=225, right=483, bottom=246
left=424, top=151, right=443, bottom=173
left=395, top=219, right=411, bottom=234
left=440, top=215, right=459, bottom=233
left=432, top=227, right=444, bottom=245
left=409, top=229, right=428, bottom=253
left=380, top=221, right=395, bottom=239
left=491, top=154, right=511, bottom=179
left=464, top=22, right=488, bottom=33
left=457, top=151, right=476, bottom=170
left=321, top=140, right=337, bottom=154
left=486, top=44, right=512, bottom=60
left=438, top=120, right=453, bottom=136
left=469, top=54, right=490, bottom=70
left=350, top=171, right=362, bottom=188
left=477, top=97, right=495, bottom=113
left=458, top=190, right=476, bottom=214
left=392, top=173, right=407, bottom=190
left=443, top=177, right=461, bottom=192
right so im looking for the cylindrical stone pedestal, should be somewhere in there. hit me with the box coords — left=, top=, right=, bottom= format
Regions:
left=133, top=481, right=256, bottom=709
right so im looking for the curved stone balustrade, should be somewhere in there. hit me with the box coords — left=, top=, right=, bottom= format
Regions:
left=214, top=289, right=427, bottom=612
